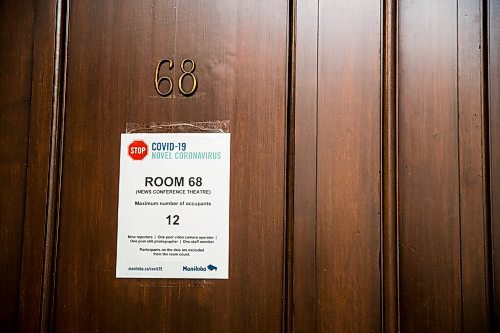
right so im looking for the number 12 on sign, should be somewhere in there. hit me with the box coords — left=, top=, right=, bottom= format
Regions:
left=166, top=215, right=180, bottom=225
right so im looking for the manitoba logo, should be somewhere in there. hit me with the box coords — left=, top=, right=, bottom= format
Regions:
left=128, top=140, right=148, bottom=160
left=183, top=265, right=206, bottom=272
left=182, top=265, right=218, bottom=272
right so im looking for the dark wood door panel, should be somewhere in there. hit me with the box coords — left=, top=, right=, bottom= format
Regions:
left=399, top=1, right=462, bottom=331
left=292, top=0, right=318, bottom=331
left=53, top=1, right=288, bottom=332
left=293, top=0, right=492, bottom=332
left=316, top=1, right=382, bottom=331
left=0, top=0, right=35, bottom=330
left=457, top=0, right=490, bottom=330
left=398, top=0, right=489, bottom=331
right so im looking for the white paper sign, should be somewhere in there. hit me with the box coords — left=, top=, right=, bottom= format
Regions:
left=116, top=133, right=230, bottom=279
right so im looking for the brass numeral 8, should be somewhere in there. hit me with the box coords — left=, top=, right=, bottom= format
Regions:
left=154, top=59, right=197, bottom=97
left=178, top=59, right=197, bottom=96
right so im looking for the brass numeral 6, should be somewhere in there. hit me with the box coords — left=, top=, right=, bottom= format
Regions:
left=154, top=59, right=197, bottom=97
left=154, top=59, right=174, bottom=97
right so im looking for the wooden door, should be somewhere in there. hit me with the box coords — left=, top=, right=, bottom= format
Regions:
left=48, top=0, right=288, bottom=332
left=292, top=0, right=493, bottom=332
left=2, top=0, right=500, bottom=332
left=293, top=0, right=383, bottom=331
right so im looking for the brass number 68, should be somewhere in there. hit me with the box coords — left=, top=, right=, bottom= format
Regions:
left=154, top=59, right=197, bottom=97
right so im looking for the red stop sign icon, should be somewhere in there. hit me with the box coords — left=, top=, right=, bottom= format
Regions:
left=128, top=140, right=148, bottom=160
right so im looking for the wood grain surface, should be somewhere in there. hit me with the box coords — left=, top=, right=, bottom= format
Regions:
left=52, top=1, right=288, bottom=332
left=0, top=0, right=35, bottom=330
left=292, top=0, right=318, bottom=331
left=382, top=0, right=398, bottom=331
left=17, top=0, right=73, bottom=331
left=457, top=0, right=490, bottom=330
left=0, top=0, right=497, bottom=331
left=399, top=0, right=490, bottom=331
left=490, top=0, right=500, bottom=328
left=316, top=1, right=382, bottom=331
left=399, top=1, right=462, bottom=331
